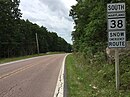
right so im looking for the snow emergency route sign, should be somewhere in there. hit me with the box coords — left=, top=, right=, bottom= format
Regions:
left=107, top=3, right=126, bottom=48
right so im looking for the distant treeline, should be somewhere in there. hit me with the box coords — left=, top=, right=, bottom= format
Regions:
left=0, top=0, right=72, bottom=58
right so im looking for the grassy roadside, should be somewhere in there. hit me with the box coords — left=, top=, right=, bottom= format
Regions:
left=0, top=52, right=64, bottom=64
left=66, top=54, right=130, bottom=97
left=66, top=54, right=89, bottom=97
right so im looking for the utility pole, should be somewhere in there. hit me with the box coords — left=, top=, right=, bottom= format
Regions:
left=35, top=33, right=40, bottom=55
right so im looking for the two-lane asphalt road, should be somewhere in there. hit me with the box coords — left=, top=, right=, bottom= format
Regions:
left=0, top=54, right=67, bottom=97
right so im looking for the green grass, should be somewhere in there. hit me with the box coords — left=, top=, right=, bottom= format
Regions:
left=0, top=52, right=64, bottom=64
left=66, top=54, right=130, bottom=97
left=66, top=54, right=91, bottom=97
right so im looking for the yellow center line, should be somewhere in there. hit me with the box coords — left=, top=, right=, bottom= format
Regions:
left=0, top=64, right=37, bottom=80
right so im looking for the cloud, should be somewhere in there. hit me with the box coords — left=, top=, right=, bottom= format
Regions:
left=19, top=0, right=77, bottom=44
left=39, top=0, right=67, bottom=12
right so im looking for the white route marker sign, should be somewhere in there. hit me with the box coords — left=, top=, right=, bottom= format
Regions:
left=107, top=3, right=126, bottom=48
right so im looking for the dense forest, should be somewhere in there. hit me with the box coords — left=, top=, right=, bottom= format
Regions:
left=70, top=0, right=130, bottom=54
left=0, top=0, right=72, bottom=58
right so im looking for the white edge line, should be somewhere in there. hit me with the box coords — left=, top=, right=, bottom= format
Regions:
left=0, top=54, right=58, bottom=67
left=53, top=54, right=69, bottom=97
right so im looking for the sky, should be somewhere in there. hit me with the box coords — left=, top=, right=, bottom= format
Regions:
left=19, top=0, right=77, bottom=44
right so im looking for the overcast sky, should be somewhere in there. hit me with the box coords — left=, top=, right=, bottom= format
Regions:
left=19, top=0, right=77, bottom=44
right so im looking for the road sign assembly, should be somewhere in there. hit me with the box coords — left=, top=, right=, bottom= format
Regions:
left=107, top=2, right=126, bottom=91
left=107, top=3, right=126, bottom=48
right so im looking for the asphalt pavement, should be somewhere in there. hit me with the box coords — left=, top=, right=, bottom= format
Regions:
left=0, top=54, right=67, bottom=97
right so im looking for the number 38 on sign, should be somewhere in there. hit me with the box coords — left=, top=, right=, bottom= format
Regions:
left=108, top=18, right=125, bottom=30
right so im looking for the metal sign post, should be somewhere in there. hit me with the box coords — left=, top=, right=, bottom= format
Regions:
left=115, top=48, right=120, bottom=90
left=107, top=3, right=126, bottom=91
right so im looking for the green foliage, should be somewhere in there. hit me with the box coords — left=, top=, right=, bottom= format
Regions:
left=70, top=0, right=130, bottom=95
left=66, top=54, right=130, bottom=97
left=70, top=0, right=130, bottom=54
left=119, top=52, right=130, bottom=90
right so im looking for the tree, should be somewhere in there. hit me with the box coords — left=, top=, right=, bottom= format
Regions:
left=0, top=0, right=72, bottom=58
left=0, top=0, right=22, bottom=57
left=70, top=0, right=130, bottom=55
